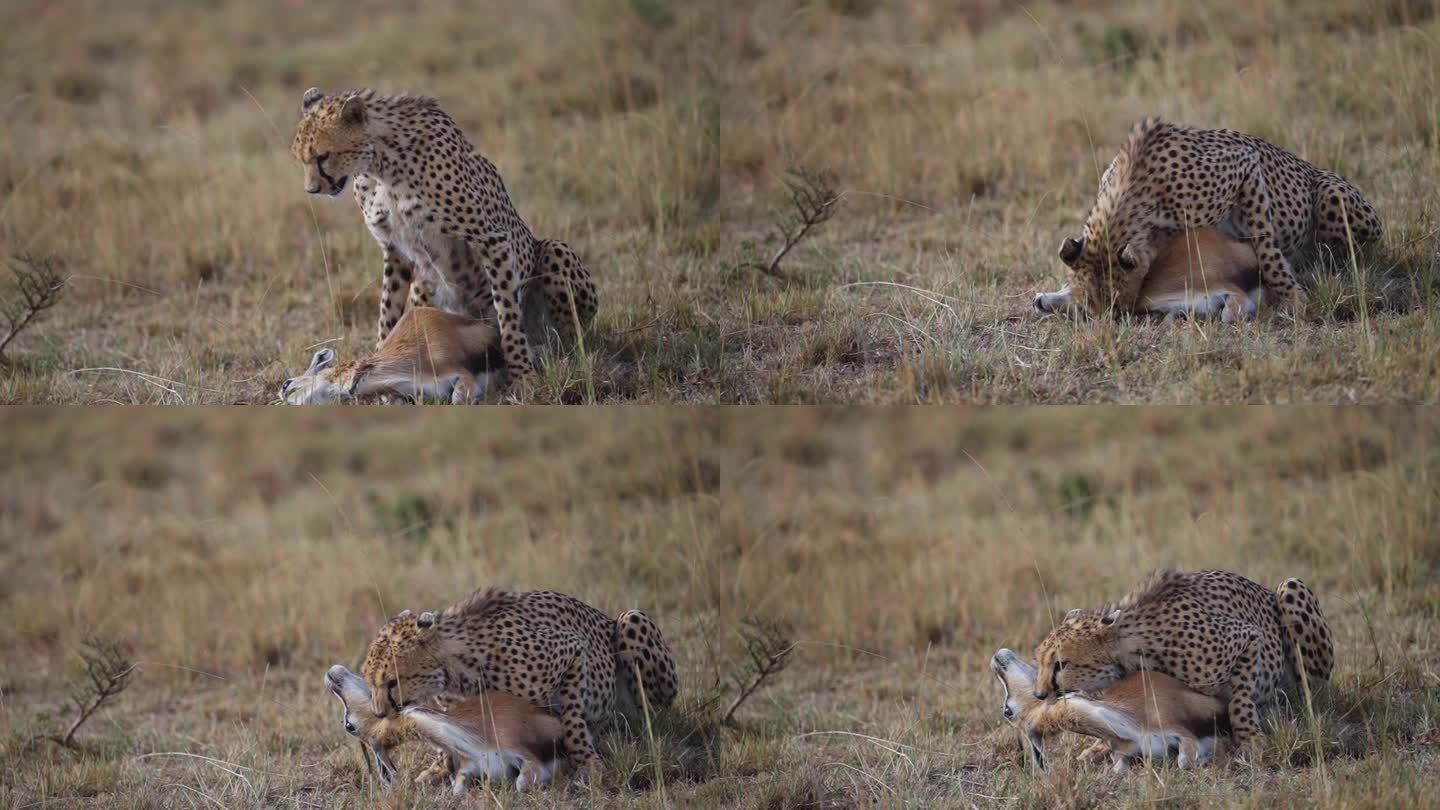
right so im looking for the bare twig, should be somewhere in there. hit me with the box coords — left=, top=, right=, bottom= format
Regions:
left=723, top=616, right=796, bottom=724
left=44, top=636, right=137, bottom=750
left=736, top=167, right=841, bottom=279
left=0, top=253, right=67, bottom=362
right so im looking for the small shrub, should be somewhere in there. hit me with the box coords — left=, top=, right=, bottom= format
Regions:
left=0, top=254, right=67, bottom=364
left=630, top=0, right=675, bottom=30
left=41, top=637, right=137, bottom=751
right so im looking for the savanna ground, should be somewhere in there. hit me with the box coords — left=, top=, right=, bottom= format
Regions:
left=2, top=408, right=1438, bottom=808
left=2, top=0, right=1439, bottom=404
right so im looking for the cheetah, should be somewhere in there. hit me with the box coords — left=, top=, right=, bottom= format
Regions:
left=291, top=88, right=599, bottom=390
left=359, top=587, right=679, bottom=779
left=1032, top=569, right=1334, bottom=746
left=1035, top=118, right=1381, bottom=317
left=991, top=648, right=1229, bottom=772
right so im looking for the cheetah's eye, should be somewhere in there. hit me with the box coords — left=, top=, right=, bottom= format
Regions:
left=315, top=152, right=330, bottom=164
left=387, top=678, right=398, bottom=689
left=1059, top=660, right=1069, bottom=671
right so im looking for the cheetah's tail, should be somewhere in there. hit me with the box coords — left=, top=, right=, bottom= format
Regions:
left=1275, top=578, right=1335, bottom=684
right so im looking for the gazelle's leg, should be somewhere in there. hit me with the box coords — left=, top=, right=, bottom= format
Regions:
left=1077, top=739, right=1113, bottom=764
left=516, top=759, right=547, bottom=793
left=450, top=372, right=481, bottom=405
left=1177, top=732, right=1201, bottom=769
left=1034, top=283, right=1077, bottom=316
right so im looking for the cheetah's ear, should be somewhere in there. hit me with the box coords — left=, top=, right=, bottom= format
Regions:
left=301, top=87, right=325, bottom=111
left=393, top=609, right=414, bottom=622
left=1063, top=608, right=1088, bottom=622
left=1117, top=243, right=1139, bottom=272
left=416, top=611, right=436, bottom=629
left=340, top=95, right=366, bottom=126
left=1099, top=608, right=1121, bottom=628
left=1059, top=237, right=1083, bottom=267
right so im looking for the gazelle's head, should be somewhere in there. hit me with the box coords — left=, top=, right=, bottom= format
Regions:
left=990, top=648, right=1048, bottom=768
left=323, top=664, right=405, bottom=784
left=279, top=347, right=352, bottom=404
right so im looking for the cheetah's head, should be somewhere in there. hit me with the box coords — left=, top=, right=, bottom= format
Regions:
left=1032, top=607, right=1125, bottom=699
left=359, top=609, right=447, bottom=718
left=291, top=88, right=373, bottom=197
left=1058, top=232, right=1156, bottom=316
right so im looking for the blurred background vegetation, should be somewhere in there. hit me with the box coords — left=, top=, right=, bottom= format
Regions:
left=3, top=407, right=1437, bottom=806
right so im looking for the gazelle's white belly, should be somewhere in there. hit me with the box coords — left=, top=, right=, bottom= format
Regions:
left=1117, top=731, right=1183, bottom=759
left=391, top=374, right=458, bottom=402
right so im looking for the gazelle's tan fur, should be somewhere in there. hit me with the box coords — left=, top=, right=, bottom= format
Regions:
left=1035, top=227, right=1261, bottom=322
left=1137, top=227, right=1261, bottom=321
left=324, top=664, right=563, bottom=794
left=280, top=307, right=502, bottom=404
left=990, top=649, right=1228, bottom=772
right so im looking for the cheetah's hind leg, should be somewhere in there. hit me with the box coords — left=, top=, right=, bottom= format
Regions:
left=1276, top=578, right=1335, bottom=685
left=611, top=610, right=680, bottom=730
left=531, top=239, right=598, bottom=353
left=1312, top=171, right=1383, bottom=248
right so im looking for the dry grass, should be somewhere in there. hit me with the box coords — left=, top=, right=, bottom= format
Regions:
left=2, top=408, right=1438, bottom=807
left=1, top=0, right=1437, bottom=403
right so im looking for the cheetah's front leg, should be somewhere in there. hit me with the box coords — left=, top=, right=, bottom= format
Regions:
left=377, top=245, right=417, bottom=348
left=407, top=277, right=433, bottom=311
